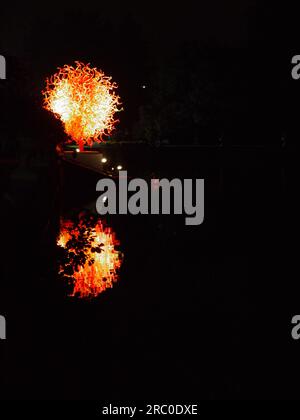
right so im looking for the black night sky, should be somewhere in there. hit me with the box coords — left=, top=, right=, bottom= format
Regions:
left=0, top=0, right=299, bottom=404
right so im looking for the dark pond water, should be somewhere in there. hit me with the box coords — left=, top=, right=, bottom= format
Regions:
left=1, top=145, right=295, bottom=399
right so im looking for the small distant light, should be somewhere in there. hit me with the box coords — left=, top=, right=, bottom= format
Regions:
left=142, top=85, right=146, bottom=89
left=117, top=165, right=123, bottom=170
left=76, top=148, right=80, bottom=153
left=101, top=157, right=107, bottom=163
left=111, top=167, right=115, bottom=171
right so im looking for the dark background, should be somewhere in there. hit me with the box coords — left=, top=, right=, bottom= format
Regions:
left=0, top=1, right=299, bottom=400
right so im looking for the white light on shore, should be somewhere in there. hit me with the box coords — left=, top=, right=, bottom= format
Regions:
left=101, top=157, right=107, bottom=163
left=117, top=165, right=123, bottom=170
